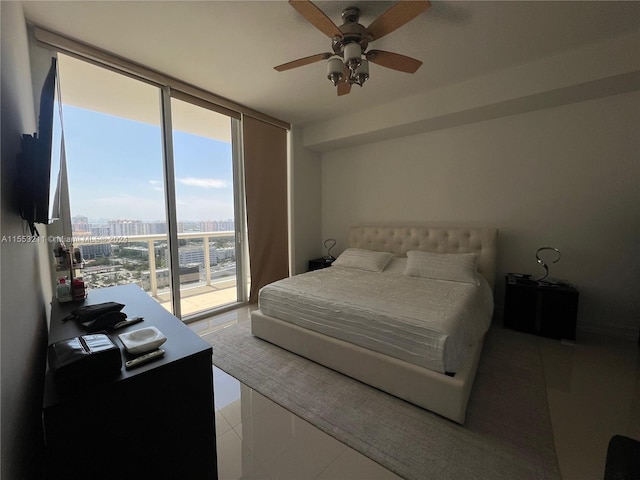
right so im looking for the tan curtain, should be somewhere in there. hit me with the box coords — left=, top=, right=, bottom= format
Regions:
left=243, top=116, right=289, bottom=302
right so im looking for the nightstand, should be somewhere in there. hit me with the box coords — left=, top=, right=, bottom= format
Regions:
left=308, top=257, right=334, bottom=271
left=503, top=273, right=579, bottom=341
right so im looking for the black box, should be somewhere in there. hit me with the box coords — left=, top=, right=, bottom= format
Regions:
left=48, top=334, right=122, bottom=386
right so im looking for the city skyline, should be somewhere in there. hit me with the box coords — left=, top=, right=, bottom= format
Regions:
left=72, top=215, right=235, bottom=226
left=71, top=216, right=235, bottom=236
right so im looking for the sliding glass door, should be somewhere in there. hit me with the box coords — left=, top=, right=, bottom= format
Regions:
left=169, top=97, right=243, bottom=317
left=57, top=53, right=247, bottom=319
left=59, top=54, right=173, bottom=313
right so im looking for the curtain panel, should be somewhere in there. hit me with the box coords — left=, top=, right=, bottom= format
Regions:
left=243, top=116, right=289, bottom=302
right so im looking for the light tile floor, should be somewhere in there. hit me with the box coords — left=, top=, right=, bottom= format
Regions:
left=191, top=308, right=640, bottom=479
left=539, top=333, right=640, bottom=480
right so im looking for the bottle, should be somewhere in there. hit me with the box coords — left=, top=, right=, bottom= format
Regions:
left=72, top=277, right=86, bottom=301
left=57, top=278, right=72, bottom=303
left=54, top=245, right=65, bottom=267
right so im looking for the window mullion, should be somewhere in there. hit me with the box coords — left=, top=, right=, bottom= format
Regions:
left=160, top=86, right=182, bottom=319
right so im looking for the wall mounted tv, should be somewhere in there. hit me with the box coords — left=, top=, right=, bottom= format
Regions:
left=16, top=57, right=57, bottom=236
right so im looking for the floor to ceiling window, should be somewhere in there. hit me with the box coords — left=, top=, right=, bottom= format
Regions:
left=56, top=53, right=247, bottom=319
left=168, top=97, right=243, bottom=317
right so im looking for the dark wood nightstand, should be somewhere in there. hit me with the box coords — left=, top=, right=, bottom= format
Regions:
left=308, top=257, right=334, bottom=271
left=503, top=273, right=579, bottom=341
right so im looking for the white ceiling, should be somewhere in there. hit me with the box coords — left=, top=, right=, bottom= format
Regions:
left=22, top=1, right=640, bottom=127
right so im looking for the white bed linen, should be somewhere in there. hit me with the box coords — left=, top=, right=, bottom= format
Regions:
left=258, top=259, right=494, bottom=374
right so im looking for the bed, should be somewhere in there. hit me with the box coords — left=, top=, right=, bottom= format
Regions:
left=251, top=225, right=498, bottom=424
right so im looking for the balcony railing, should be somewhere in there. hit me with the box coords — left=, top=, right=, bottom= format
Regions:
left=72, top=231, right=237, bottom=312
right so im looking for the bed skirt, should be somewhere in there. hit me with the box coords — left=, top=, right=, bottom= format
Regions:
left=251, top=309, right=484, bottom=424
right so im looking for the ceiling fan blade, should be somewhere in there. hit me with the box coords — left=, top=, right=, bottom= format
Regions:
left=366, top=0, right=431, bottom=41
left=274, top=52, right=332, bottom=72
left=337, top=65, right=351, bottom=96
left=366, top=50, right=423, bottom=74
left=289, top=0, right=342, bottom=38
left=337, top=82, right=351, bottom=96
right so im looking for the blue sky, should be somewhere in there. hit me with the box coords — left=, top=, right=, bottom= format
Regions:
left=60, top=105, right=234, bottom=223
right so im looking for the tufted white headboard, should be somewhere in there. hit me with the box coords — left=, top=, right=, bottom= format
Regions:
left=349, top=225, right=499, bottom=290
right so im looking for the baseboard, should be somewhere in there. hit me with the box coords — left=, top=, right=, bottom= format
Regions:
left=493, top=306, right=638, bottom=343
left=577, top=321, right=639, bottom=342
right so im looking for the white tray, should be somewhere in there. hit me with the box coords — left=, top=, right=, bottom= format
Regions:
left=118, top=326, right=167, bottom=355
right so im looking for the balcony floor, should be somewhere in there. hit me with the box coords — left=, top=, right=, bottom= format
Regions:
left=155, top=279, right=238, bottom=317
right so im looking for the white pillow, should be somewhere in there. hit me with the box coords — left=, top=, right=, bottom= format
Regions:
left=332, top=248, right=393, bottom=272
left=381, top=257, right=407, bottom=274
left=404, top=251, right=479, bottom=285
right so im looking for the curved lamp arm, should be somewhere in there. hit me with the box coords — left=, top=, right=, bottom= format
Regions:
left=535, top=246, right=561, bottom=281
left=324, top=238, right=337, bottom=260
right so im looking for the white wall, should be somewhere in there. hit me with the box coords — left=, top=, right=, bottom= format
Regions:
left=0, top=3, right=52, bottom=479
left=290, top=126, right=322, bottom=274
left=302, top=32, right=640, bottom=152
left=319, top=90, right=639, bottom=338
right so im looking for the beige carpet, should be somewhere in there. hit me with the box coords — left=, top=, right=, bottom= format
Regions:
left=204, top=322, right=560, bottom=480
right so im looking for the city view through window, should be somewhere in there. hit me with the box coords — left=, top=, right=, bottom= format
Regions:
left=57, top=53, right=242, bottom=318
left=70, top=216, right=236, bottom=297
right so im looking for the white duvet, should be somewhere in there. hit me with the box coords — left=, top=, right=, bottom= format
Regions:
left=258, top=259, right=494, bottom=374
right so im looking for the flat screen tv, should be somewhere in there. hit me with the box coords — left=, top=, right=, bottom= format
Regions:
left=17, top=57, right=57, bottom=235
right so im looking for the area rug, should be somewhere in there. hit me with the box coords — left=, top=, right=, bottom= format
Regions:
left=203, top=322, right=560, bottom=480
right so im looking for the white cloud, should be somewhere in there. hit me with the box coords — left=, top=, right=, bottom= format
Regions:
left=148, top=180, right=163, bottom=191
left=177, top=177, right=227, bottom=189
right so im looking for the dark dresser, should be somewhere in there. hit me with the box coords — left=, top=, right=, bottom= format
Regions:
left=43, top=284, right=217, bottom=479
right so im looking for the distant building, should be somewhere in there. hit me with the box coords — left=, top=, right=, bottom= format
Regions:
left=216, top=246, right=235, bottom=261
left=143, top=221, right=167, bottom=235
left=163, top=243, right=235, bottom=268
left=79, top=243, right=112, bottom=259
left=71, top=215, right=89, bottom=233
left=141, top=268, right=170, bottom=290
left=109, top=219, right=145, bottom=236
left=200, top=219, right=234, bottom=232
left=172, top=244, right=216, bottom=267
left=140, top=265, right=200, bottom=290
left=90, top=225, right=110, bottom=237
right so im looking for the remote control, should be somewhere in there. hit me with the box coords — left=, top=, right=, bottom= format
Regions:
left=125, top=349, right=165, bottom=369
left=113, top=316, right=144, bottom=330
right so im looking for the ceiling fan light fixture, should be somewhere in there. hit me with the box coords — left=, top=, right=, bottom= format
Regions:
left=277, top=0, right=429, bottom=96
left=354, top=59, right=369, bottom=85
left=326, top=57, right=343, bottom=86
left=343, top=41, right=362, bottom=71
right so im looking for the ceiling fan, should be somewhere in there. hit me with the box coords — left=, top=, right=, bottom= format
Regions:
left=275, top=0, right=431, bottom=96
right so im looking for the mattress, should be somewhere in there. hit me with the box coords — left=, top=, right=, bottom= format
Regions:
left=258, top=258, right=494, bottom=374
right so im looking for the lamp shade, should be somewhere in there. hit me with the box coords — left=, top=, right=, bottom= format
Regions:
left=355, top=59, right=369, bottom=84
left=326, top=57, right=343, bottom=85
left=343, top=42, right=362, bottom=69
